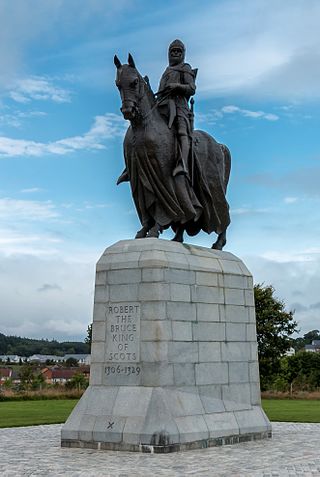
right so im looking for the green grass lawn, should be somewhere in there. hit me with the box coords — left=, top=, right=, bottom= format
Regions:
left=0, top=399, right=78, bottom=428
left=262, top=399, right=320, bottom=423
left=0, top=399, right=319, bottom=428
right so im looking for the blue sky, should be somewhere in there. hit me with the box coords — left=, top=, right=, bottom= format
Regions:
left=0, top=0, right=319, bottom=341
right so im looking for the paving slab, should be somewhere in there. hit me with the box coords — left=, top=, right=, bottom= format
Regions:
left=1, top=422, right=320, bottom=476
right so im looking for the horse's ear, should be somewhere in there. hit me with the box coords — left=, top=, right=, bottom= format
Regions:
left=128, top=53, right=136, bottom=68
left=114, top=55, right=122, bottom=69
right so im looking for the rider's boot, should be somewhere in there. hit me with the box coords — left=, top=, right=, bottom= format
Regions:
left=173, top=135, right=190, bottom=178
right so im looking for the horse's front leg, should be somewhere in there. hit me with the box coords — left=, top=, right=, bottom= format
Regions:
left=135, top=225, right=149, bottom=239
left=147, top=223, right=162, bottom=238
left=211, top=230, right=227, bottom=250
left=172, top=225, right=184, bottom=243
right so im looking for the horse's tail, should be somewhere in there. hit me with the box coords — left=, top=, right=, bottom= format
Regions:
left=219, top=144, right=231, bottom=191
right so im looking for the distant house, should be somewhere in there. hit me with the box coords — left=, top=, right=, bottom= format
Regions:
left=63, top=354, right=91, bottom=365
left=285, top=347, right=295, bottom=356
left=41, top=366, right=90, bottom=385
left=0, top=355, right=23, bottom=363
left=28, top=355, right=65, bottom=363
left=305, top=340, right=320, bottom=353
left=0, top=367, right=12, bottom=384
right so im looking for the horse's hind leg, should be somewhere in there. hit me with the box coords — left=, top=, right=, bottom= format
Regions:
left=172, top=226, right=184, bottom=243
left=211, top=230, right=226, bottom=250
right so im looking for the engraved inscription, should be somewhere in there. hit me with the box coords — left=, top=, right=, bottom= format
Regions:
left=106, top=303, right=140, bottom=362
left=105, top=365, right=141, bottom=376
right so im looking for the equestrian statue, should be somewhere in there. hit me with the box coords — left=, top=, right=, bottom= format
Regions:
left=114, top=39, right=231, bottom=250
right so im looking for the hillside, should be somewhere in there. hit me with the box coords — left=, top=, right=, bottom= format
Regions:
left=0, top=333, right=89, bottom=357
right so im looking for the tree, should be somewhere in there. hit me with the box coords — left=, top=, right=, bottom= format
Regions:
left=85, top=323, right=92, bottom=352
left=254, top=284, right=298, bottom=390
left=65, top=357, right=79, bottom=367
left=65, top=372, right=88, bottom=391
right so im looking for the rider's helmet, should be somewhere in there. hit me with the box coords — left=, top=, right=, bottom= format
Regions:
left=168, top=39, right=185, bottom=65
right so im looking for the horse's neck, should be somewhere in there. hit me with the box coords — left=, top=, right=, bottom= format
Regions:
left=138, top=91, right=163, bottom=127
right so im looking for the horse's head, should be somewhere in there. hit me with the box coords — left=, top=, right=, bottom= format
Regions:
left=114, top=54, right=143, bottom=121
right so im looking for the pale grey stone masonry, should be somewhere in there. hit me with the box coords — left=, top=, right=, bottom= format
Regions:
left=61, top=239, right=271, bottom=452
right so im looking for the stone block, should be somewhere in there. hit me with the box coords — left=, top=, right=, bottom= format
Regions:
left=92, top=321, right=106, bottom=342
left=142, top=268, right=165, bottom=282
left=218, top=259, right=242, bottom=274
left=165, top=268, right=195, bottom=284
left=248, top=306, right=256, bottom=323
left=193, top=322, right=225, bottom=341
left=113, top=387, right=152, bottom=417
left=196, top=303, right=220, bottom=322
left=94, top=285, right=109, bottom=303
left=89, top=363, right=103, bottom=386
left=84, top=386, right=118, bottom=416
left=222, top=273, right=248, bottom=289
left=226, top=323, right=246, bottom=341
left=93, top=415, right=126, bottom=443
left=187, top=255, right=222, bottom=272
left=222, top=383, right=251, bottom=410
left=78, top=414, right=96, bottom=442
left=249, top=362, right=260, bottom=383
left=246, top=323, right=257, bottom=341
left=191, top=285, right=224, bottom=304
left=172, top=321, right=193, bottom=341
left=141, top=320, right=172, bottom=341
left=109, top=284, right=139, bottom=302
left=92, top=302, right=107, bottom=322
left=244, top=289, right=255, bottom=306
left=198, top=342, right=221, bottom=362
left=229, top=362, right=249, bottom=383
left=95, top=271, right=107, bottom=286
left=168, top=342, right=198, bottom=363
left=122, top=417, right=145, bottom=444
left=173, top=364, right=195, bottom=386
left=142, top=363, right=174, bottom=386
left=108, top=269, right=141, bottom=284
left=91, top=341, right=106, bottom=363
left=164, top=251, right=189, bottom=270
left=97, top=252, right=141, bottom=271
left=175, top=415, right=209, bottom=443
left=198, top=385, right=225, bottom=413
left=250, top=382, right=261, bottom=405
left=139, top=250, right=168, bottom=268
left=141, top=301, right=166, bottom=320
left=170, top=283, right=191, bottom=302
left=195, top=271, right=218, bottom=286
left=220, top=304, right=249, bottom=323
left=167, top=302, right=196, bottom=321
left=195, top=363, right=228, bottom=385
left=204, top=412, right=239, bottom=438
left=141, top=342, right=168, bottom=362
left=235, top=408, right=271, bottom=434
left=224, top=288, right=245, bottom=306
left=165, top=387, right=205, bottom=417
left=139, top=283, right=170, bottom=301
left=221, top=342, right=251, bottom=362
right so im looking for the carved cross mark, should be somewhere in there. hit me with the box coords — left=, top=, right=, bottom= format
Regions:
left=107, top=421, right=114, bottom=429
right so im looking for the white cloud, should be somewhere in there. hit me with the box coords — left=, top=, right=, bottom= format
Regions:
left=284, top=197, right=298, bottom=204
left=0, top=198, right=59, bottom=220
left=20, top=187, right=44, bottom=194
left=221, top=105, right=279, bottom=121
left=9, top=76, right=71, bottom=103
left=0, top=254, right=94, bottom=340
left=0, top=113, right=126, bottom=157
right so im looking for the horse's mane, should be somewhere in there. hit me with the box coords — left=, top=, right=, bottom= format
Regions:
left=137, top=70, right=156, bottom=107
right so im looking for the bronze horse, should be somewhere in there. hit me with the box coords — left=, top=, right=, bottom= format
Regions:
left=114, top=54, right=231, bottom=250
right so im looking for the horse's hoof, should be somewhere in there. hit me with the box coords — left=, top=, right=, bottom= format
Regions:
left=135, top=229, right=147, bottom=239
left=211, top=240, right=226, bottom=251
left=171, top=236, right=183, bottom=243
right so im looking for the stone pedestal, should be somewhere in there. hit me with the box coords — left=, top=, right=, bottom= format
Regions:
left=61, top=239, right=271, bottom=452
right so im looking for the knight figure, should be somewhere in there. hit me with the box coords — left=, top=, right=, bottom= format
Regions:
left=157, top=39, right=197, bottom=179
